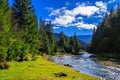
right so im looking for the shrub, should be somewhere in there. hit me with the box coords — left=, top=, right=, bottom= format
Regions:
left=24, top=53, right=32, bottom=61
left=0, top=47, right=7, bottom=62
left=0, top=62, right=9, bottom=69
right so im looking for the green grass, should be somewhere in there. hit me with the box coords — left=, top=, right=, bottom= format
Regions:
left=0, top=56, right=100, bottom=80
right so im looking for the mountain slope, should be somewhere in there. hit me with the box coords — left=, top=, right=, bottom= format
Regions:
left=77, top=35, right=92, bottom=44
left=54, top=33, right=90, bottom=49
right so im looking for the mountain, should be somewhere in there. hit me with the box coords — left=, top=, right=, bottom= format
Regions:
left=54, top=33, right=90, bottom=49
left=77, top=35, right=92, bottom=44
left=54, top=33, right=92, bottom=44
left=54, top=33, right=59, bottom=41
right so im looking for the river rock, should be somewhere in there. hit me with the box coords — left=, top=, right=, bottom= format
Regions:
left=54, top=72, right=67, bottom=77
left=64, top=64, right=73, bottom=67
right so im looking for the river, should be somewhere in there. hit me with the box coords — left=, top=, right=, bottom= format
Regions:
left=51, top=52, right=120, bottom=80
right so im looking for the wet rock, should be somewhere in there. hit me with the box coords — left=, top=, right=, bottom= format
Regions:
left=89, top=55, right=96, bottom=58
left=64, top=64, right=73, bottom=67
left=54, top=72, right=67, bottom=77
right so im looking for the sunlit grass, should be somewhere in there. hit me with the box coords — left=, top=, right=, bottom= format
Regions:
left=0, top=56, right=100, bottom=80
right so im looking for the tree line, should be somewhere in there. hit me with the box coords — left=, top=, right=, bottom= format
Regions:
left=0, top=0, right=81, bottom=62
left=88, top=4, right=120, bottom=58
left=57, top=32, right=80, bottom=54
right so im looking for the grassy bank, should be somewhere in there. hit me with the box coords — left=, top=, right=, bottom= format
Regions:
left=0, top=56, right=100, bottom=80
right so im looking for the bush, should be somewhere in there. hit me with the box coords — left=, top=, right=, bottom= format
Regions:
left=31, top=56, right=39, bottom=61
left=24, top=54, right=32, bottom=61
left=0, top=62, right=9, bottom=69
left=0, top=47, right=7, bottom=62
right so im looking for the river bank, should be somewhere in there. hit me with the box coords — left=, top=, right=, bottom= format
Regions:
left=93, top=53, right=120, bottom=68
left=0, top=56, right=100, bottom=80
left=96, top=60, right=120, bottom=68
left=51, top=53, right=120, bottom=80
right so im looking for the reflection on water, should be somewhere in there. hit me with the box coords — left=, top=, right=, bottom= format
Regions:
left=51, top=53, right=120, bottom=80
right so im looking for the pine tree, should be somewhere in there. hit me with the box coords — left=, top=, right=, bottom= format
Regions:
left=58, top=32, right=67, bottom=52
left=0, top=0, right=11, bottom=62
left=11, top=0, right=39, bottom=59
left=0, top=0, right=11, bottom=32
left=70, top=33, right=80, bottom=54
left=89, top=5, right=120, bottom=57
left=39, top=19, right=51, bottom=54
left=45, top=21, right=55, bottom=54
left=73, top=33, right=80, bottom=53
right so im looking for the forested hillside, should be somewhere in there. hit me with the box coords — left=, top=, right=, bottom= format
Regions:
left=0, top=0, right=81, bottom=63
left=88, top=4, right=120, bottom=59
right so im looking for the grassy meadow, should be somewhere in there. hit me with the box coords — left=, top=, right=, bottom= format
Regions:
left=0, top=56, right=100, bottom=80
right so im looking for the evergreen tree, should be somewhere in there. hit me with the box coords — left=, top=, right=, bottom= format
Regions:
left=0, top=0, right=11, bottom=32
left=89, top=5, right=120, bottom=58
left=45, top=21, right=55, bottom=54
left=58, top=32, right=67, bottom=52
left=73, top=33, right=80, bottom=53
left=39, top=19, right=51, bottom=54
left=0, top=0, right=11, bottom=62
left=11, top=0, right=39, bottom=60
left=70, top=33, right=80, bottom=54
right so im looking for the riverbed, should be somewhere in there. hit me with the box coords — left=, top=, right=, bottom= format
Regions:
left=51, top=52, right=120, bottom=80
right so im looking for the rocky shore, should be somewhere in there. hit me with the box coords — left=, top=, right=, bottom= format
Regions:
left=97, top=60, right=120, bottom=68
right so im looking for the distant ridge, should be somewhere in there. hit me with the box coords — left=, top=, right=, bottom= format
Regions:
left=77, top=35, right=92, bottom=44
left=54, top=33, right=92, bottom=43
left=54, top=33, right=92, bottom=49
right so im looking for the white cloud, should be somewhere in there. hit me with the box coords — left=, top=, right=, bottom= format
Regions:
left=45, top=18, right=51, bottom=21
left=53, top=27, right=60, bottom=29
left=95, top=1, right=105, bottom=7
left=72, top=5, right=99, bottom=17
left=95, top=1, right=107, bottom=13
left=69, top=22, right=97, bottom=29
left=94, top=15, right=103, bottom=18
left=49, top=7, right=66, bottom=16
left=49, top=9, right=61, bottom=16
left=50, top=3, right=99, bottom=27
left=77, top=17, right=83, bottom=20
left=49, top=3, right=99, bottom=17
left=47, top=1, right=109, bottom=30
left=53, top=15, right=75, bottom=26
left=76, top=2, right=81, bottom=6
left=108, top=0, right=116, bottom=4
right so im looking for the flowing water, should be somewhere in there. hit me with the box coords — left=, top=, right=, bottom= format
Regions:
left=51, top=52, right=120, bottom=80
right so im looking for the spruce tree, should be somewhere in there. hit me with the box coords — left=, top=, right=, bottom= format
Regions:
left=39, top=19, right=51, bottom=54
left=0, top=0, right=11, bottom=62
left=45, top=21, right=55, bottom=54
left=89, top=5, right=120, bottom=58
left=11, top=0, right=39, bottom=59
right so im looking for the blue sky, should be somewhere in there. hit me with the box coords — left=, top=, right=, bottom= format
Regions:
left=9, top=0, right=120, bottom=36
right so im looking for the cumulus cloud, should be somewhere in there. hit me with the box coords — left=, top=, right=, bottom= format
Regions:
left=49, top=7, right=66, bottom=16
left=95, top=1, right=107, bottom=13
left=94, top=15, right=103, bottom=18
left=53, top=15, right=75, bottom=26
left=45, top=18, right=51, bottom=21
left=50, top=3, right=99, bottom=27
left=53, top=27, right=60, bottom=29
left=95, top=1, right=105, bottom=7
left=77, top=17, right=83, bottom=20
left=46, top=0, right=115, bottom=30
left=73, top=5, right=99, bottom=16
left=68, top=22, right=97, bottom=29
